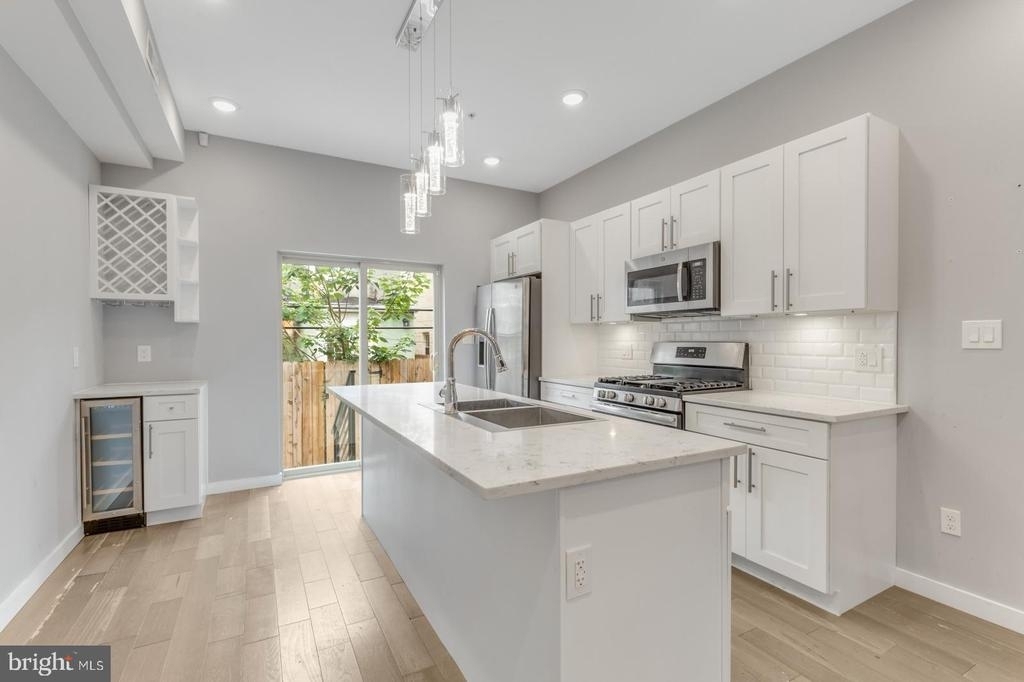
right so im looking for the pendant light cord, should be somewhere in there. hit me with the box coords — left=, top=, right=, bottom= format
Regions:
left=449, top=0, right=454, bottom=93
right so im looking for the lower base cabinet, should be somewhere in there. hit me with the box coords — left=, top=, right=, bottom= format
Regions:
left=689, top=402, right=896, bottom=615
left=144, top=418, right=200, bottom=512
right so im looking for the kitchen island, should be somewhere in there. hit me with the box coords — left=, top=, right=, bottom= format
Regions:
left=330, top=382, right=746, bottom=682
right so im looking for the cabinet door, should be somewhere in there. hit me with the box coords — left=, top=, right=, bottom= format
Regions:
left=746, top=446, right=828, bottom=592
left=720, top=147, right=784, bottom=316
left=629, top=188, right=671, bottom=259
left=511, top=222, right=542, bottom=276
left=598, top=203, right=630, bottom=323
left=783, top=116, right=868, bottom=312
left=569, top=216, right=600, bottom=324
left=669, top=170, right=720, bottom=249
left=728, top=452, right=748, bottom=557
left=491, top=234, right=513, bottom=281
left=144, top=419, right=199, bottom=512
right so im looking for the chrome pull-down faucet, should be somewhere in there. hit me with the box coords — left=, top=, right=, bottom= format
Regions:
left=441, top=328, right=508, bottom=413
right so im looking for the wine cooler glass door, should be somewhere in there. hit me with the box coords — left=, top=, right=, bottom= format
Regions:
left=81, top=398, right=142, bottom=520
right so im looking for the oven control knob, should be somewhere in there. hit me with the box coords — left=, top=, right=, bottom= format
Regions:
left=656, top=398, right=668, bottom=408
left=623, top=394, right=635, bottom=403
left=597, top=390, right=606, bottom=399
left=606, top=391, right=617, bottom=400
left=644, top=396, right=655, bottom=406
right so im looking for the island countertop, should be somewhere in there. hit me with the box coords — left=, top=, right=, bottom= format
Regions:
left=330, top=382, right=746, bottom=499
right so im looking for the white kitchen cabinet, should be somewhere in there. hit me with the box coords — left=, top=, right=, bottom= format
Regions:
left=720, top=147, right=785, bottom=316
left=629, top=188, right=671, bottom=259
left=686, top=401, right=897, bottom=615
left=746, top=446, right=828, bottom=592
left=783, top=115, right=898, bottom=313
left=144, top=418, right=200, bottom=513
left=89, top=185, right=200, bottom=322
left=669, top=169, right=721, bottom=249
left=490, top=221, right=542, bottom=281
left=720, top=114, right=898, bottom=317
left=539, top=381, right=594, bottom=410
left=570, top=203, right=630, bottom=324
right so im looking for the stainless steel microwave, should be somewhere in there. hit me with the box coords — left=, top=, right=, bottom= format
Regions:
left=625, top=242, right=720, bottom=318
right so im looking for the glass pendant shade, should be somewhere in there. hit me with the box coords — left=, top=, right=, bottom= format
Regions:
left=400, top=174, right=419, bottom=234
left=425, top=131, right=446, bottom=195
left=440, top=94, right=465, bottom=168
left=413, top=157, right=431, bottom=217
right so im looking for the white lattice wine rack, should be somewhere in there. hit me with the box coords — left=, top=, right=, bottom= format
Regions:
left=90, top=186, right=200, bottom=323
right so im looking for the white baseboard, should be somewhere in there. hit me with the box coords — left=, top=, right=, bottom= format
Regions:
left=282, top=461, right=361, bottom=480
left=895, top=567, right=1024, bottom=635
left=206, top=472, right=282, bottom=494
left=0, top=524, right=83, bottom=630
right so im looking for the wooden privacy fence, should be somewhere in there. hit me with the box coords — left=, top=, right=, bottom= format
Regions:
left=282, top=357, right=434, bottom=469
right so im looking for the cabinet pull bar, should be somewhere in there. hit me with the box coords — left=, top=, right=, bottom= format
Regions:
left=148, top=424, right=154, bottom=459
left=724, top=421, right=767, bottom=433
left=747, top=450, right=755, bottom=493
left=596, top=293, right=602, bottom=321
left=670, top=215, right=677, bottom=248
left=590, top=294, right=595, bottom=321
left=785, top=268, right=793, bottom=310
left=732, top=455, right=740, bottom=489
left=661, top=218, right=667, bottom=251
left=770, top=270, right=778, bottom=311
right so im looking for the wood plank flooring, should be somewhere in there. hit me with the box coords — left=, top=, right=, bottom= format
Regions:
left=3, top=470, right=1022, bottom=681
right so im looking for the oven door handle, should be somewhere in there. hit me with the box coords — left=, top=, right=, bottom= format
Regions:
left=677, top=262, right=690, bottom=302
left=591, top=401, right=681, bottom=428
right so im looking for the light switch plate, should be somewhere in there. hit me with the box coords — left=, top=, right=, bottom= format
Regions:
left=72, top=346, right=80, bottom=369
left=962, top=320, right=1002, bottom=349
left=137, top=345, right=152, bottom=362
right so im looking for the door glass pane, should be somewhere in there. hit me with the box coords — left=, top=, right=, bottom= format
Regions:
left=627, top=263, right=682, bottom=306
left=366, top=268, right=435, bottom=386
left=87, top=403, right=136, bottom=512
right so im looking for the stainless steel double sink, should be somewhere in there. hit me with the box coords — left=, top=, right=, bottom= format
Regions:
left=438, top=398, right=600, bottom=432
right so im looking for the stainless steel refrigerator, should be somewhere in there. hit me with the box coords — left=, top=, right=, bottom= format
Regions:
left=474, top=277, right=542, bottom=398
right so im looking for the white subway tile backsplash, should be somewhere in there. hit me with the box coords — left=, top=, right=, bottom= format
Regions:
left=594, top=312, right=898, bottom=404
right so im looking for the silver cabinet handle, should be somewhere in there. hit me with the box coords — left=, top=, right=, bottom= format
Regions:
left=785, top=268, right=793, bottom=310
left=770, top=270, right=778, bottom=311
left=670, top=215, right=677, bottom=248
left=732, top=455, right=740, bottom=489
left=590, top=294, right=596, bottom=322
left=748, top=450, right=755, bottom=493
left=507, top=253, right=512, bottom=277
left=724, top=421, right=767, bottom=433
left=661, top=218, right=668, bottom=251
left=596, top=293, right=602, bottom=321
left=511, top=252, right=517, bottom=275
left=148, top=424, right=154, bottom=459
left=560, top=392, right=575, bottom=399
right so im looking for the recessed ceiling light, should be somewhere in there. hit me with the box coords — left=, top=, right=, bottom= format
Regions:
left=483, top=156, right=501, bottom=167
left=561, top=90, right=587, bottom=107
left=210, top=97, right=238, bottom=113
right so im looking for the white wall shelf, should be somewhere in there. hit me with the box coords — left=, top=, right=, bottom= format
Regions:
left=89, top=185, right=200, bottom=323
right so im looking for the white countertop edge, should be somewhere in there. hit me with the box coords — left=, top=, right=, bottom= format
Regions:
left=682, top=390, right=909, bottom=423
left=74, top=380, right=208, bottom=399
left=331, top=385, right=746, bottom=500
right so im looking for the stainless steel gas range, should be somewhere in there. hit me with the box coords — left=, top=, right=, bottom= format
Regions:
left=591, top=341, right=749, bottom=428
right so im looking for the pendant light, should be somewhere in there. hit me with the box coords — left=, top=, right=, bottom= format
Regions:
left=425, top=29, right=446, bottom=195
left=412, top=11, right=431, bottom=218
left=440, top=0, right=464, bottom=167
left=400, top=173, right=418, bottom=234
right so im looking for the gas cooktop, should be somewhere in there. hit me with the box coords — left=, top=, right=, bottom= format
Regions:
left=596, top=374, right=745, bottom=393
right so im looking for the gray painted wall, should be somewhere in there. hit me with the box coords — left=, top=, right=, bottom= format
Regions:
left=0, top=47, right=102, bottom=611
left=540, top=0, right=1024, bottom=609
left=101, top=136, right=538, bottom=486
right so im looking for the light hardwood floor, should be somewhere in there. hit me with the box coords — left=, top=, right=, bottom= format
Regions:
left=3, top=470, right=1023, bottom=681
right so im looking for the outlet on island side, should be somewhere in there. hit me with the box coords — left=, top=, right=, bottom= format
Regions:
left=565, top=546, right=592, bottom=600
left=137, top=345, right=152, bottom=363
left=940, top=507, right=962, bottom=537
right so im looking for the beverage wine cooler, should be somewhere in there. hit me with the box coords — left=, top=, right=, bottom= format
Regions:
left=79, top=398, right=145, bottom=533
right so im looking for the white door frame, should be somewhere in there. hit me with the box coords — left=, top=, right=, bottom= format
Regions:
left=277, top=250, right=444, bottom=477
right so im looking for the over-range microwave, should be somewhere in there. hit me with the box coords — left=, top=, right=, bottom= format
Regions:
left=625, top=242, right=720, bottom=318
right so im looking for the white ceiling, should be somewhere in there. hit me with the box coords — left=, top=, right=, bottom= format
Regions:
left=145, top=0, right=911, bottom=192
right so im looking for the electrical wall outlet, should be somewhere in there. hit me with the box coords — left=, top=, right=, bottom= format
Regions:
left=620, top=345, right=633, bottom=360
left=137, top=345, right=152, bottom=363
left=940, top=507, right=962, bottom=537
left=854, top=344, right=883, bottom=373
left=565, top=546, right=592, bottom=600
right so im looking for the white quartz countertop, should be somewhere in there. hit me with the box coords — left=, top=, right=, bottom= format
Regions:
left=330, top=382, right=745, bottom=499
left=75, top=380, right=207, bottom=399
left=538, top=375, right=599, bottom=389
left=683, top=390, right=908, bottom=423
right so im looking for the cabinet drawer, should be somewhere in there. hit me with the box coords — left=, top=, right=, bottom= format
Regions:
left=684, top=403, right=828, bottom=459
left=540, top=383, right=594, bottom=410
left=143, top=394, right=198, bottom=422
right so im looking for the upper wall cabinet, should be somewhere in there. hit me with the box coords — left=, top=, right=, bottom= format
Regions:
left=721, top=114, right=898, bottom=317
left=631, top=170, right=722, bottom=260
left=570, top=203, right=630, bottom=324
left=491, top=221, right=543, bottom=281
left=90, top=185, right=200, bottom=322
